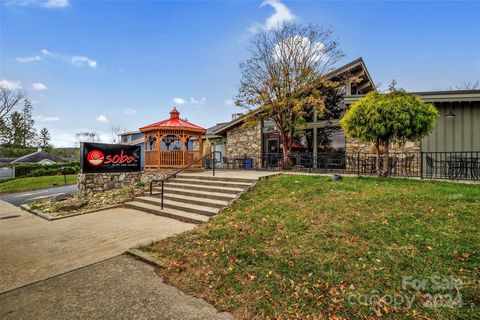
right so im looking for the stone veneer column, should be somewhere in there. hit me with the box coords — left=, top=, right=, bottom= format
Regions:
left=226, top=122, right=262, bottom=158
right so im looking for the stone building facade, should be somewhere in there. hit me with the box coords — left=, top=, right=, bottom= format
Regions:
left=345, top=137, right=421, bottom=154
left=225, top=122, right=262, bottom=158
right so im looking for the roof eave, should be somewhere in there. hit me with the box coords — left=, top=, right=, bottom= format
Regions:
left=344, top=91, right=480, bottom=104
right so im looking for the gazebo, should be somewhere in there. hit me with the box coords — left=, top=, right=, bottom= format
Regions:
left=139, top=107, right=206, bottom=170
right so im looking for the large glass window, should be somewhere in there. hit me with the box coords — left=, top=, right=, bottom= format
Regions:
left=317, top=127, right=345, bottom=152
left=317, top=88, right=346, bottom=121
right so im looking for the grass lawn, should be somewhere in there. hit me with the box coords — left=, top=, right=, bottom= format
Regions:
left=141, top=175, right=479, bottom=319
left=0, top=175, right=77, bottom=194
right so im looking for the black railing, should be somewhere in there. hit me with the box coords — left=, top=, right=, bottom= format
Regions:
left=149, top=151, right=221, bottom=210
left=218, top=151, right=479, bottom=181
left=423, top=151, right=480, bottom=180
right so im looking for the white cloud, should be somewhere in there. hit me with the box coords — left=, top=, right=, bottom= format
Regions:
left=41, top=0, right=69, bottom=8
left=71, top=56, right=97, bottom=68
left=96, top=115, right=109, bottom=123
left=248, top=0, right=295, bottom=34
left=273, top=36, right=328, bottom=63
left=124, top=108, right=136, bottom=114
left=41, top=49, right=56, bottom=57
left=190, top=97, right=206, bottom=105
left=17, top=55, right=41, bottom=63
left=262, top=0, right=294, bottom=30
left=40, top=49, right=98, bottom=68
left=5, top=0, right=69, bottom=9
left=32, top=82, right=48, bottom=90
left=173, top=97, right=186, bottom=105
left=33, top=115, right=60, bottom=122
left=225, top=99, right=234, bottom=106
left=0, top=79, right=22, bottom=89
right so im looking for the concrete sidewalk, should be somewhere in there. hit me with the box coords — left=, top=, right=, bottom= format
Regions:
left=0, top=200, right=194, bottom=293
left=0, top=255, right=233, bottom=320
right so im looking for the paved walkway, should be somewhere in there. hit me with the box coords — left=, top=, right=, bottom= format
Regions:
left=183, top=169, right=276, bottom=179
left=0, top=200, right=194, bottom=293
left=0, top=255, right=233, bottom=320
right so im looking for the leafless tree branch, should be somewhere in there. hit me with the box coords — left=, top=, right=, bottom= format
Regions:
left=0, top=86, right=26, bottom=120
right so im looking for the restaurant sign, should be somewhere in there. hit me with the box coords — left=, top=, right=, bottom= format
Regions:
left=81, top=142, right=141, bottom=173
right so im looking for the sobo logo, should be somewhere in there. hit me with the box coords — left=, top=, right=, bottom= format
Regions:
left=87, top=150, right=105, bottom=166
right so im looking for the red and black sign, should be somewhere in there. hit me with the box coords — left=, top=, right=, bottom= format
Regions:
left=81, top=142, right=141, bottom=173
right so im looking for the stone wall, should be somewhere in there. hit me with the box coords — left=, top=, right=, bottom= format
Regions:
left=226, top=122, right=262, bottom=158
left=345, top=136, right=421, bottom=154
left=77, top=171, right=167, bottom=197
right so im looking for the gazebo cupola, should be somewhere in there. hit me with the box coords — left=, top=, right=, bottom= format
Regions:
left=139, top=107, right=206, bottom=170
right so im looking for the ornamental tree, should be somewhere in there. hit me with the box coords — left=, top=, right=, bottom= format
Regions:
left=340, top=87, right=439, bottom=176
left=236, top=23, right=344, bottom=162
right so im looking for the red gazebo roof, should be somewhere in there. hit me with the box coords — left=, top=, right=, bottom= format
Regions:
left=139, top=107, right=206, bottom=132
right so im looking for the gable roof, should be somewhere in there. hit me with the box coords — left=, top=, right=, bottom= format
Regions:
left=11, top=150, right=64, bottom=164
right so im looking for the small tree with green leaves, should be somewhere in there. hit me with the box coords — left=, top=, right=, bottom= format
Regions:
left=340, top=87, right=439, bottom=176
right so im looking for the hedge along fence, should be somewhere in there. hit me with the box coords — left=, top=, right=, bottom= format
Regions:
left=9, top=162, right=80, bottom=178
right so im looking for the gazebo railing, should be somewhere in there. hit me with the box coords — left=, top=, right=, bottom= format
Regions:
left=159, top=150, right=202, bottom=167
left=145, top=150, right=202, bottom=168
left=149, top=151, right=221, bottom=210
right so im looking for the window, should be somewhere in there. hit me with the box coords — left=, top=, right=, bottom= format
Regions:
left=317, top=127, right=345, bottom=152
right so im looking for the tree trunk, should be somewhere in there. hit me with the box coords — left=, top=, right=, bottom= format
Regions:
left=381, top=141, right=390, bottom=177
left=375, top=139, right=381, bottom=176
left=278, top=128, right=290, bottom=170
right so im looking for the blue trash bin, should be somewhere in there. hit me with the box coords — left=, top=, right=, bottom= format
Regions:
left=245, top=158, right=253, bottom=169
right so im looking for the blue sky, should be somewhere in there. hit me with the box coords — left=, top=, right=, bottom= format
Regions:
left=1, top=0, right=479, bottom=147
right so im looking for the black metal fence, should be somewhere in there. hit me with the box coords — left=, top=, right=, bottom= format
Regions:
left=214, top=151, right=480, bottom=181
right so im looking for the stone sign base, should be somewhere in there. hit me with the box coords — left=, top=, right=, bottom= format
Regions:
left=77, top=171, right=167, bottom=197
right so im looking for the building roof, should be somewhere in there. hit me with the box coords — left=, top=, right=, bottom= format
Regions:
left=120, top=137, right=144, bottom=146
left=326, top=57, right=375, bottom=94
left=10, top=150, right=64, bottom=164
left=139, top=107, right=206, bottom=132
left=206, top=122, right=229, bottom=134
left=344, top=89, right=480, bottom=104
left=0, top=158, right=16, bottom=164
left=119, top=130, right=141, bottom=136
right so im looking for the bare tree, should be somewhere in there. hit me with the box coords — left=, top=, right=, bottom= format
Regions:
left=109, top=126, right=126, bottom=144
left=75, top=131, right=100, bottom=147
left=453, top=80, right=480, bottom=90
left=0, top=86, right=26, bottom=120
left=236, top=23, right=344, bottom=162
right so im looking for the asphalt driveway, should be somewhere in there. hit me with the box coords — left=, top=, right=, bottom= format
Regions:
left=0, top=184, right=77, bottom=206
left=0, top=200, right=194, bottom=294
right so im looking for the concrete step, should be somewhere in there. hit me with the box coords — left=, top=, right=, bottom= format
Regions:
left=135, top=196, right=219, bottom=216
left=162, top=182, right=245, bottom=194
left=124, top=201, right=209, bottom=224
left=169, top=178, right=252, bottom=189
left=176, top=174, right=258, bottom=184
left=161, top=193, right=228, bottom=208
left=161, top=187, right=237, bottom=201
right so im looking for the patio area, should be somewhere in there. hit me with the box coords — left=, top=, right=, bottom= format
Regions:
left=210, top=151, right=480, bottom=181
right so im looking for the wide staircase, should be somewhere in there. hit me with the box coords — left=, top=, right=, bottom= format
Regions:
left=124, top=174, right=259, bottom=224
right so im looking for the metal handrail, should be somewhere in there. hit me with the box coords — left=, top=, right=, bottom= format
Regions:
left=148, top=151, right=221, bottom=210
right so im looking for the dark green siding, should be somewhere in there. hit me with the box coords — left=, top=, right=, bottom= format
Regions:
left=421, top=102, right=480, bottom=152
